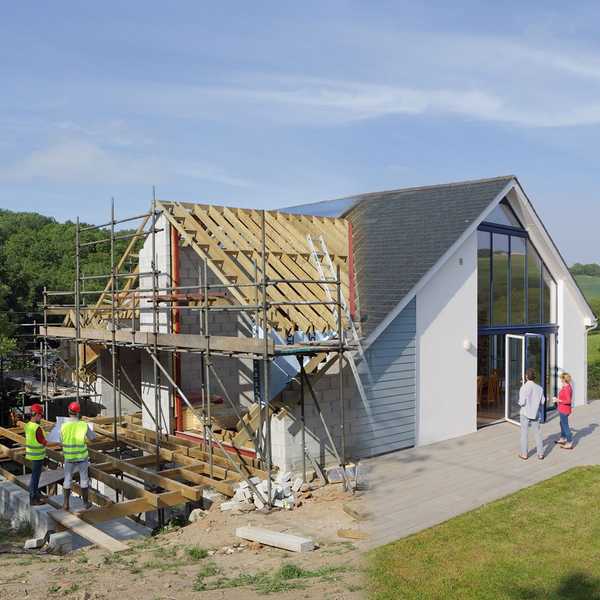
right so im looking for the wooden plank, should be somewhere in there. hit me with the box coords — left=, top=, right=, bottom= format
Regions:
left=41, top=326, right=273, bottom=355
left=78, top=498, right=155, bottom=524
left=235, top=526, right=314, bottom=553
left=50, top=509, right=129, bottom=553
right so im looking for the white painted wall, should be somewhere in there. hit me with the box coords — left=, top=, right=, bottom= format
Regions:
left=139, top=213, right=172, bottom=433
left=416, top=232, right=478, bottom=446
left=557, top=280, right=589, bottom=406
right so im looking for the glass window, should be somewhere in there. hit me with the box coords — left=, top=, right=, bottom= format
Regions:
left=485, top=201, right=523, bottom=228
left=492, top=234, right=509, bottom=326
left=478, top=231, right=491, bottom=326
left=510, top=237, right=526, bottom=324
left=542, top=266, right=555, bottom=323
left=527, top=242, right=542, bottom=324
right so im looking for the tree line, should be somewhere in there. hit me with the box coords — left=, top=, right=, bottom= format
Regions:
left=0, top=209, right=134, bottom=358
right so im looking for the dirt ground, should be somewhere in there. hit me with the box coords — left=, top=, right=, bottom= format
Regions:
left=0, top=484, right=368, bottom=600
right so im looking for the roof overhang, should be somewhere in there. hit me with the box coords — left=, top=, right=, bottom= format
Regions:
left=362, top=177, right=596, bottom=349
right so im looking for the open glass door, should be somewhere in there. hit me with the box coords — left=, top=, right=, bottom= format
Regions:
left=525, top=333, right=546, bottom=421
left=505, top=335, right=524, bottom=424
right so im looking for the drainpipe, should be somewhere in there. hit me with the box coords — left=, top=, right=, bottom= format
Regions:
left=170, top=224, right=183, bottom=431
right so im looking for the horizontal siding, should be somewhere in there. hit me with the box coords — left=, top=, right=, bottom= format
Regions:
left=350, top=298, right=417, bottom=458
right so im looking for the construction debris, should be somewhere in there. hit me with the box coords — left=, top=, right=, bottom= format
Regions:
left=337, top=528, right=369, bottom=540
left=187, top=508, right=207, bottom=523
left=343, top=501, right=371, bottom=522
left=235, top=525, right=315, bottom=553
left=222, top=471, right=301, bottom=512
left=23, top=537, right=46, bottom=550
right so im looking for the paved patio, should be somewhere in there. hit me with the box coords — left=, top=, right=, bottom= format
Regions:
left=362, top=400, right=600, bottom=548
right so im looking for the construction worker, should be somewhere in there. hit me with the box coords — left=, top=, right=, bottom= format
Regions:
left=60, top=401, right=95, bottom=511
left=23, top=403, right=48, bottom=506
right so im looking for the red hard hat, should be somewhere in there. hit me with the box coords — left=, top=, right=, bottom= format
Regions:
left=30, top=403, right=43, bottom=416
left=68, top=402, right=81, bottom=414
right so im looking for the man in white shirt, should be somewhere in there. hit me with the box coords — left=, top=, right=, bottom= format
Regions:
left=518, top=368, right=545, bottom=460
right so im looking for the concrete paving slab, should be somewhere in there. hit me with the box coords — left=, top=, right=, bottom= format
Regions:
left=363, top=401, right=600, bottom=548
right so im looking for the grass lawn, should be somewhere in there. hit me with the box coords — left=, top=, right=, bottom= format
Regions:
left=367, top=467, right=600, bottom=600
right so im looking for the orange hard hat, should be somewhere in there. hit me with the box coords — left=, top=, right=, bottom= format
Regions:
left=30, top=403, right=43, bottom=415
left=68, top=402, right=81, bottom=414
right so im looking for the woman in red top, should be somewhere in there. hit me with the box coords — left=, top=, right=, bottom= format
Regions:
left=554, top=372, right=573, bottom=450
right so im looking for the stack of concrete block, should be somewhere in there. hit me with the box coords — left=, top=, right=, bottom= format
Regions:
left=221, top=472, right=301, bottom=512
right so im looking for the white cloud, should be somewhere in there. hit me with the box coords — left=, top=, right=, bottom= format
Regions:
left=0, top=139, right=252, bottom=188
left=110, top=32, right=600, bottom=128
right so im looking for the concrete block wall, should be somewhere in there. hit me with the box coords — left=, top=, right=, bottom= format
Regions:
left=270, top=358, right=359, bottom=472
left=177, top=245, right=254, bottom=414
left=96, top=347, right=142, bottom=418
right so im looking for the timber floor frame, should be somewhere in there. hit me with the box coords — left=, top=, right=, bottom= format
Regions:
left=0, top=414, right=267, bottom=526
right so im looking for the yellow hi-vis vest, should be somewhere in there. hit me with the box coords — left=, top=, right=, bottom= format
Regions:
left=24, top=421, right=46, bottom=461
left=61, top=420, right=89, bottom=462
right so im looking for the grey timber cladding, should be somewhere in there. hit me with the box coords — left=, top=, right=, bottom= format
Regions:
left=349, top=298, right=416, bottom=458
left=346, top=176, right=514, bottom=338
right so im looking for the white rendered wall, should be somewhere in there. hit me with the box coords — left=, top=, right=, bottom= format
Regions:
left=139, top=213, right=172, bottom=433
left=557, top=280, right=589, bottom=406
left=416, top=232, right=478, bottom=446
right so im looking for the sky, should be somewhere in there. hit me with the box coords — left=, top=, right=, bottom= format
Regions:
left=1, top=1, right=599, bottom=263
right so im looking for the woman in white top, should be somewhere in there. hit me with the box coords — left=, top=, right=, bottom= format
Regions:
left=518, top=368, right=545, bottom=460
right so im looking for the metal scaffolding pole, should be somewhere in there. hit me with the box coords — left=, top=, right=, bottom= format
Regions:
left=254, top=260, right=263, bottom=460
left=261, top=210, right=272, bottom=508
left=203, top=258, right=213, bottom=478
left=151, top=189, right=161, bottom=472
left=75, top=218, right=81, bottom=405
left=300, top=359, right=306, bottom=484
left=336, top=264, right=347, bottom=489
left=110, top=198, right=119, bottom=449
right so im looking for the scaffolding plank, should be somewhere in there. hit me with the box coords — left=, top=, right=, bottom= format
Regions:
left=41, top=326, right=273, bottom=355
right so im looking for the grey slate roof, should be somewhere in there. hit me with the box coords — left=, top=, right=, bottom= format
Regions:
left=343, top=176, right=515, bottom=338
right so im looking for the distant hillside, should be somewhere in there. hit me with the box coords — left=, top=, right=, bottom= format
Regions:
left=570, top=263, right=600, bottom=320
left=574, top=274, right=600, bottom=302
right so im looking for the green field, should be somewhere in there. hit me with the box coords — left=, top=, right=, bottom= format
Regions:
left=575, top=275, right=600, bottom=303
left=368, top=467, right=600, bottom=600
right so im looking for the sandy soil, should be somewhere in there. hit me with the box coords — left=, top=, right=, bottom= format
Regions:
left=0, top=485, right=368, bottom=600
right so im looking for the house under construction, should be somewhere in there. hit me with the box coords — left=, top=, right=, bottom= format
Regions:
left=1, top=175, right=594, bottom=534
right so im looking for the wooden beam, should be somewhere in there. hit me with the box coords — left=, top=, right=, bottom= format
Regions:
left=50, top=509, right=129, bottom=553
left=40, top=326, right=273, bottom=355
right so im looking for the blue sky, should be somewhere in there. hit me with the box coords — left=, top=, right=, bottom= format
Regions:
left=1, top=2, right=599, bottom=262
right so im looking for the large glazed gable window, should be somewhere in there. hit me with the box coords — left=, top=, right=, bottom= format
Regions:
left=477, top=203, right=556, bottom=328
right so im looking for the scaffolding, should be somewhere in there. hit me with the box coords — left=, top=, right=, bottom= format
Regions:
left=16, top=196, right=354, bottom=521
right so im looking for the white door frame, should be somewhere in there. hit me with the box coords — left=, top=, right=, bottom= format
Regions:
left=505, top=334, right=525, bottom=425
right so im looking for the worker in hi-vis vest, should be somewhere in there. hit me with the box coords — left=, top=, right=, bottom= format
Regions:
left=60, top=402, right=96, bottom=511
left=23, top=403, right=49, bottom=505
